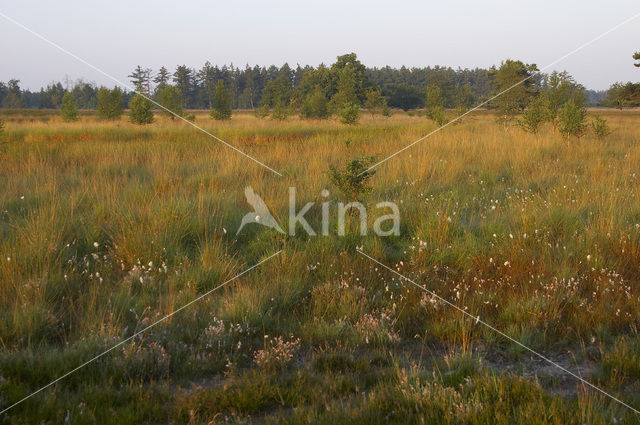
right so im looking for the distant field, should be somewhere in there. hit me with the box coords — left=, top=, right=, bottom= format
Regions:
left=1, top=109, right=640, bottom=424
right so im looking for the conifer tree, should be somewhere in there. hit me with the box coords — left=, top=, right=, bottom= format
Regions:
left=129, top=92, right=154, bottom=124
left=61, top=92, right=78, bottom=122
left=211, top=80, right=232, bottom=120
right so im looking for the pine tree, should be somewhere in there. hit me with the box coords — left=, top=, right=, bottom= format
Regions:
left=211, top=80, right=232, bottom=120
left=61, top=92, right=78, bottom=122
left=260, top=75, right=293, bottom=119
left=153, top=67, right=171, bottom=91
left=128, top=66, right=152, bottom=95
left=96, top=87, right=123, bottom=120
left=173, top=65, right=194, bottom=108
left=129, top=93, right=154, bottom=124
left=489, top=60, right=539, bottom=125
left=156, top=85, right=183, bottom=119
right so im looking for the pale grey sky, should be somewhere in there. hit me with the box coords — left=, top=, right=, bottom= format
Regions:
left=1, top=0, right=638, bottom=91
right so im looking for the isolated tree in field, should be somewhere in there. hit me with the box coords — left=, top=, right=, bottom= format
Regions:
left=489, top=59, right=539, bottom=125
left=557, top=99, right=586, bottom=139
left=211, top=80, right=232, bottom=120
left=129, top=92, right=154, bottom=124
left=61, top=92, right=78, bottom=122
left=425, top=85, right=447, bottom=126
left=96, top=87, right=123, bottom=120
left=330, top=67, right=360, bottom=124
left=590, top=115, right=612, bottom=140
left=329, top=53, right=370, bottom=103
left=330, top=67, right=359, bottom=112
left=329, top=156, right=376, bottom=202
left=153, top=67, right=171, bottom=91
left=519, top=94, right=549, bottom=134
left=156, top=85, right=183, bottom=119
left=364, top=87, right=384, bottom=116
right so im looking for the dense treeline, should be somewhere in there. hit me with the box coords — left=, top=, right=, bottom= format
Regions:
left=0, top=53, right=623, bottom=114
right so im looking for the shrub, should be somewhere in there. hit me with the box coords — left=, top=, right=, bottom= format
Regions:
left=271, top=101, right=289, bottom=120
left=381, top=101, right=391, bottom=117
left=129, top=93, right=154, bottom=124
left=591, top=115, right=612, bottom=140
left=338, top=102, right=359, bottom=124
left=328, top=156, right=376, bottom=201
left=0, top=120, right=5, bottom=154
left=255, top=104, right=270, bottom=118
left=519, top=95, right=550, bottom=134
left=60, top=92, right=78, bottom=122
left=557, top=98, right=587, bottom=138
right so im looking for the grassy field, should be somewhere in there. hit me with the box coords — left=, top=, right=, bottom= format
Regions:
left=1, top=108, right=640, bottom=423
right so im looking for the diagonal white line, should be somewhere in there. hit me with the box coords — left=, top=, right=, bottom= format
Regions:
left=361, top=11, right=640, bottom=176
left=0, top=11, right=283, bottom=177
left=0, top=250, right=282, bottom=416
left=356, top=249, right=640, bottom=416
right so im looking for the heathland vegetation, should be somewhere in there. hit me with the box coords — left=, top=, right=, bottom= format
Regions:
left=2, top=52, right=639, bottom=119
left=0, top=52, right=639, bottom=423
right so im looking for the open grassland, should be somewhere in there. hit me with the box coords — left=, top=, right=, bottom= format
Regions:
left=1, top=109, right=640, bottom=423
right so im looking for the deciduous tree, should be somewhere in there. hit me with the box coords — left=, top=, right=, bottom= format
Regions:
left=364, top=87, right=384, bottom=116
left=558, top=99, right=586, bottom=139
left=425, top=85, right=447, bottom=126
